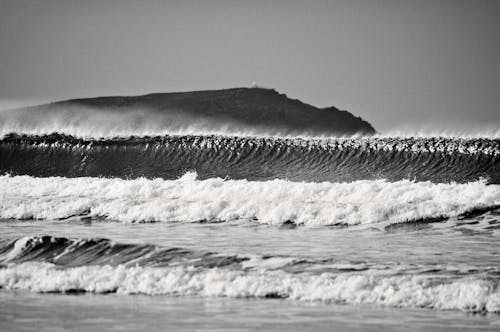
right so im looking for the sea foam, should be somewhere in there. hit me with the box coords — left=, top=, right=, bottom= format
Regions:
left=0, top=262, right=498, bottom=312
left=0, top=173, right=498, bottom=225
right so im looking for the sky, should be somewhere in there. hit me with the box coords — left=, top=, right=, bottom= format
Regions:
left=0, top=0, right=498, bottom=132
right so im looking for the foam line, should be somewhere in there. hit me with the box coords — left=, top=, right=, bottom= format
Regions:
left=1, top=262, right=498, bottom=312
left=0, top=174, right=498, bottom=225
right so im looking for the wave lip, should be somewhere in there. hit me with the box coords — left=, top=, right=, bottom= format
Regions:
left=0, top=174, right=499, bottom=226
left=0, top=236, right=248, bottom=269
left=0, top=236, right=499, bottom=313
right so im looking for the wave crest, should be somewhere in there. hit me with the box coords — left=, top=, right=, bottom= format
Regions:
left=0, top=262, right=498, bottom=313
left=2, top=134, right=499, bottom=183
left=0, top=174, right=499, bottom=225
left=1, top=236, right=499, bottom=313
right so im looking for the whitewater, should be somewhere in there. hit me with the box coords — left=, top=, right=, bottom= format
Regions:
left=0, top=173, right=499, bottom=225
left=1, top=105, right=500, bottom=330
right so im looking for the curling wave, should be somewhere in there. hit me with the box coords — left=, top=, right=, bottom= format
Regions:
left=0, top=236, right=499, bottom=313
left=0, top=173, right=499, bottom=225
left=1, top=133, right=499, bottom=183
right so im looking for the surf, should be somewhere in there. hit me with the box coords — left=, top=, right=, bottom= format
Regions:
left=1, top=236, right=499, bottom=313
left=1, top=173, right=499, bottom=226
left=1, top=133, right=499, bottom=183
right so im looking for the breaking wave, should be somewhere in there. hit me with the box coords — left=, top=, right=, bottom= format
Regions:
left=1, top=134, right=499, bottom=183
left=0, top=236, right=499, bottom=313
left=1, top=173, right=499, bottom=225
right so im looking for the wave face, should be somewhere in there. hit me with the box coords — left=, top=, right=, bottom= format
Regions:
left=1, top=97, right=500, bottom=318
left=1, top=134, right=499, bottom=184
left=1, top=236, right=499, bottom=313
left=1, top=174, right=499, bottom=225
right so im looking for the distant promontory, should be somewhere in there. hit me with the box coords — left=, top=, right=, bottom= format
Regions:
left=2, top=88, right=376, bottom=137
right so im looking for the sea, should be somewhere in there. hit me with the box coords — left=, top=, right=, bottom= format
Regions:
left=0, top=124, right=499, bottom=331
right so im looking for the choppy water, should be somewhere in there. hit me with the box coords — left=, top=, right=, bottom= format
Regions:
left=1, top=216, right=500, bottom=331
left=1, top=130, right=500, bottom=330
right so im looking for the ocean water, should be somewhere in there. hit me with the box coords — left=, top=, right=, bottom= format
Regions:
left=0, top=129, right=499, bottom=330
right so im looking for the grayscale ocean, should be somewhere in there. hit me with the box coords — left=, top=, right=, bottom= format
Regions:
left=1, top=130, right=499, bottom=331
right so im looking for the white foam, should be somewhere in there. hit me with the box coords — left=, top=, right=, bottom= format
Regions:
left=0, top=262, right=498, bottom=312
left=2, top=237, right=31, bottom=262
left=0, top=174, right=498, bottom=225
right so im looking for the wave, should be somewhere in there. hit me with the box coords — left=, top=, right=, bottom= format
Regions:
left=1, top=134, right=499, bottom=183
left=1, top=236, right=499, bottom=313
left=0, top=173, right=499, bottom=225
left=0, top=236, right=248, bottom=268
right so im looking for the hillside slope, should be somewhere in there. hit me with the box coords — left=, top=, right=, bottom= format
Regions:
left=1, top=88, right=376, bottom=137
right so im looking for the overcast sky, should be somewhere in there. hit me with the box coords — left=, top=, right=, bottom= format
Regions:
left=0, top=0, right=498, bottom=132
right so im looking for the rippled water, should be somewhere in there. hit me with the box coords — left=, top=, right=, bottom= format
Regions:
left=1, top=132, right=499, bottom=330
left=1, top=211, right=500, bottom=331
left=2, top=292, right=499, bottom=332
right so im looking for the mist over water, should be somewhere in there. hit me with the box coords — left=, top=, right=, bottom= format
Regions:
left=1, top=0, right=499, bottom=328
left=1, top=103, right=498, bottom=139
left=1, top=99, right=499, bottom=324
left=378, top=127, right=500, bottom=139
left=0, top=105, right=244, bottom=138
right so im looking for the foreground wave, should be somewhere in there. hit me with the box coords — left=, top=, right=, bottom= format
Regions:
left=1, top=236, right=499, bottom=313
left=1, top=173, right=499, bottom=225
left=1, top=133, right=499, bottom=183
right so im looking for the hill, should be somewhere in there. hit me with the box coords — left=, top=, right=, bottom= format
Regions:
left=1, top=87, right=376, bottom=137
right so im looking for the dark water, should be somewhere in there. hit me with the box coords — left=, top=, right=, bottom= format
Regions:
left=1, top=133, right=499, bottom=183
